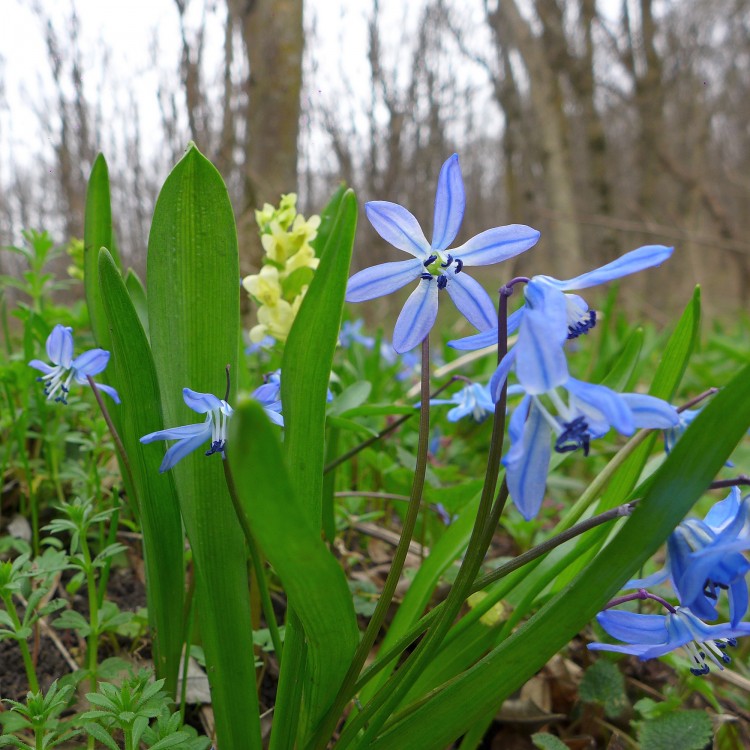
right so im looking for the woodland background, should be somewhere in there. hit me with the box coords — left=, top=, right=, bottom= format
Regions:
left=1, top=0, right=748, bottom=322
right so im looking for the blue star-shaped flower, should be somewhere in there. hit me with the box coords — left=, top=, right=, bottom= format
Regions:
left=346, top=154, right=540, bottom=353
left=629, top=488, right=750, bottom=625
left=430, top=382, right=496, bottom=423
left=449, top=245, right=674, bottom=393
left=589, top=606, right=750, bottom=676
left=29, top=324, right=120, bottom=404
left=503, top=377, right=678, bottom=520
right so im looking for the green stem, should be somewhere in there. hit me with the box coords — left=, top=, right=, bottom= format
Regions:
left=1, top=593, right=39, bottom=692
left=334, top=286, right=514, bottom=749
left=223, top=461, right=284, bottom=662
left=79, top=534, right=100, bottom=692
left=309, top=337, right=432, bottom=749
left=180, top=575, right=196, bottom=724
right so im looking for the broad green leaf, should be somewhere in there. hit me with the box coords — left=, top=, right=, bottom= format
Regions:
left=146, top=143, right=261, bottom=750
left=578, top=659, right=628, bottom=718
left=599, top=326, right=643, bottom=391
left=310, top=184, right=347, bottom=258
left=229, top=400, right=359, bottom=739
left=124, top=268, right=149, bottom=339
left=638, top=710, right=713, bottom=750
left=98, top=248, right=184, bottom=695
left=369, top=357, right=750, bottom=750
left=327, top=381, right=372, bottom=417
left=274, top=188, right=356, bottom=746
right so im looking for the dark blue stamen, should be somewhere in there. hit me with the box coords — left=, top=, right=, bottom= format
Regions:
left=437, top=274, right=448, bottom=290
left=455, top=259, right=463, bottom=273
left=690, top=664, right=710, bottom=676
left=554, top=416, right=591, bottom=456
left=567, top=310, right=597, bottom=340
left=440, top=254, right=453, bottom=268
left=728, top=638, right=738, bottom=647
left=423, top=254, right=438, bottom=267
left=420, top=272, right=433, bottom=281
left=205, top=440, right=225, bottom=457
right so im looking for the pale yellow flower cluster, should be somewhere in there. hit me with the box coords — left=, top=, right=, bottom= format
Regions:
left=243, top=194, right=321, bottom=344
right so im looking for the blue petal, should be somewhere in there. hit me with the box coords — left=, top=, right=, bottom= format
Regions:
left=263, top=408, right=285, bottom=427
left=444, top=270, right=497, bottom=331
left=252, top=382, right=281, bottom=406
left=453, top=224, right=540, bottom=266
left=626, top=566, right=671, bottom=589
left=729, top=577, right=749, bottom=627
left=393, top=279, right=438, bottom=354
left=46, top=325, right=74, bottom=368
left=28, top=359, right=54, bottom=375
left=503, top=397, right=552, bottom=521
left=183, top=388, right=223, bottom=414
left=587, top=642, right=655, bottom=657
left=93, top=382, right=121, bottom=404
left=431, top=154, right=465, bottom=252
left=159, top=425, right=213, bottom=472
left=565, top=378, right=634, bottom=436
left=595, top=610, right=668, bottom=645
left=489, top=349, right=517, bottom=402
left=140, top=421, right=211, bottom=443
left=540, top=245, right=674, bottom=291
left=513, top=285, right=569, bottom=394
left=365, top=201, right=431, bottom=258
left=71, top=348, right=111, bottom=377
left=620, top=394, right=679, bottom=429
left=447, top=307, right=525, bottom=350
left=346, top=259, right=424, bottom=302
left=704, top=487, right=742, bottom=532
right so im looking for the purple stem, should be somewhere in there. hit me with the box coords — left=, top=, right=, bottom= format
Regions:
left=602, top=588, right=677, bottom=614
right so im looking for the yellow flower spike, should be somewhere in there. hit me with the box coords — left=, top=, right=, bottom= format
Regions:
left=257, top=299, right=296, bottom=342
left=284, top=244, right=320, bottom=275
left=242, top=265, right=282, bottom=307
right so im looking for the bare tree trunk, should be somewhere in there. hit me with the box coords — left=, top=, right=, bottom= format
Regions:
left=486, top=0, right=583, bottom=276
left=229, top=0, right=304, bottom=270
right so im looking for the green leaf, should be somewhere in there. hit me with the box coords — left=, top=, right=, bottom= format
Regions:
left=228, top=400, right=359, bottom=743
left=124, top=268, right=149, bottom=339
left=531, top=733, right=569, bottom=750
left=99, top=249, right=184, bottom=695
left=84, top=723, right=120, bottom=750
left=579, top=659, right=628, bottom=718
left=369, top=356, right=750, bottom=750
left=638, top=710, right=713, bottom=750
left=282, top=266, right=315, bottom=300
left=599, top=326, right=643, bottom=391
left=147, top=143, right=261, bottom=750
left=310, top=184, right=347, bottom=258
left=327, top=381, right=372, bottom=417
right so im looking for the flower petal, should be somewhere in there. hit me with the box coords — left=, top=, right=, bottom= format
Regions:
left=159, top=426, right=213, bottom=472
left=365, top=201, right=431, bottom=258
left=489, top=348, right=517, bottom=402
left=453, top=224, right=540, bottom=266
left=620, top=394, right=679, bottom=429
left=703, top=487, right=742, bottom=532
left=565, top=378, right=634, bottom=436
left=93, top=383, right=121, bottom=404
left=503, top=398, right=552, bottom=521
left=539, top=245, right=674, bottom=291
left=595, top=610, right=668, bottom=645
left=183, top=388, right=223, bottom=414
left=431, top=154, right=465, bottom=252
left=46, top=325, right=74, bottom=368
left=445, top=270, right=497, bottom=332
left=71, top=348, right=111, bottom=377
left=447, top=307, right=525, bottom=350
left=28, top=359, right=54, bottom=375
left=346, top=259, right=424, bottom=303
left=140, top=421, right=211, bottom=443
left=393, top=279, right=438, bottom=353
left=263, top=408, right=285, bottom=427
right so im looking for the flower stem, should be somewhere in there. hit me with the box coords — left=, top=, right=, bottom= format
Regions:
left=222, top=460, right=284, bottom=663
left=709, top=474, right=750, bottom=489
left=1, top=592, right=39, bottom=692
left=334, top=285, right=515, bottom=749
left=602, top=588, right=677, bottom=614
left=309, top=337, right=431, bottom=750
left=79, top=534, right=100, bottom=693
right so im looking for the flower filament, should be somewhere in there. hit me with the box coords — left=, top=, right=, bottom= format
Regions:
left=421, top=251, right=464, bottom=289
left=686, top=636, right=736, bottom=676
left=37, top=365, right=76, bottom=404
left=205, top=404, right=232, bottom=457
left=532, top=388, right=593, bottom=456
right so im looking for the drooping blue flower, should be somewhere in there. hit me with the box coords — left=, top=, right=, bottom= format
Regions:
left=589, top=606, right=750, bottom=676
left=430, top=382, right=495, bottom=423
left=346, top=154, right=540, bottom=353
left=29, top=324, right=120, bottom=404
left=449, top=245, right=674, bottom=390
left=629, top=488, right=750, bottom=625
left=503, top=377, right=679, bottom=520
left=140, top=388, right=235, bottom=472
left=339, top=319, right=375, bottom=350
left=245, top=334, right=276, bottom=355
left=250, top=371, right=284, bottom=427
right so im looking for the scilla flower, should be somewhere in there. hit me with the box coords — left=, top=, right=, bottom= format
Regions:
left=430, top=382, right=495, bottom=423
left=629, top=488, right=750, bottom=625
left=589, top=606, right=750, bottom=676
left=141, top=389, right=234, bottom=473
left=503, top=377, right=678, bottom=520
left=29, top=324, right=120, bottom=404
left=346, top=154, right=540, bottom=353
left=449, top=245, right=674, bottom=381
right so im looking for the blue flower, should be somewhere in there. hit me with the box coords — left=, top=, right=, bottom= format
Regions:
left=339, top=320, right=375, bottom=350
left=140, top=388, right=234, bottom=472
left=29, top=324, right=120, bottom=404
left=346, top=154, right=540, bottom=353
left=589, top=606, right=750, bottom=676
left=250, top=371, right=284, bottom=426
left=503, top=377, right=678, bottom=520
left=449, top=245, right=674, bottom=391
left=629, top=489, right=750, bottom=625
left=430, top=382, right=495, bottom=423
